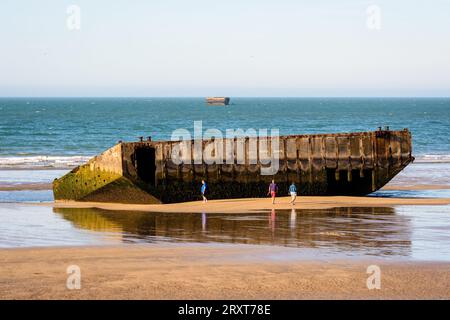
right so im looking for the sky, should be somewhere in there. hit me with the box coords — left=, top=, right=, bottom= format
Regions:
left=0, top=0, right=449, bottom=97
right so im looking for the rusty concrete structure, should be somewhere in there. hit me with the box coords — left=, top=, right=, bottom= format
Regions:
left=53, top=128, right=414, bottom=204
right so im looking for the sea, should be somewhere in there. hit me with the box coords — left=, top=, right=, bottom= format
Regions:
left=0, top=97, right=449, bottom=259
left=1, top=97, right=449, bottom=164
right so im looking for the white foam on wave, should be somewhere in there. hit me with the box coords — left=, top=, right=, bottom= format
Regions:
left=0, top=153, right=449, bottom=169
left=0, top=156, right=92, bottom=169
left=414, top=155, right=450, bottom=163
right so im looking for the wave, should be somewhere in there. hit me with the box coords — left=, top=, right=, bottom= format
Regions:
left=0, top=156, right=92, bottom=169
left=0, top=153, right=449, bottom=169
left=414, top=155, right=450, bottom=163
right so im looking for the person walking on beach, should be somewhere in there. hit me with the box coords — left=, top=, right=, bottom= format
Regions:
left=289, top=182, right=297, bottom=205
left=267, top=180, right=278, bottom=204
left=201, top=180, right=208, bottom=203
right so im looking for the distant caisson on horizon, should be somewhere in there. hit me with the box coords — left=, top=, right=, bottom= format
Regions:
left=205, top=97, right=230, bottom=106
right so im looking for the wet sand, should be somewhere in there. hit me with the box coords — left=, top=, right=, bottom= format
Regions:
left=1, top=245, right=449, bottom=299
left=49, top=194, right=450, bottom=214
left=3, top=180, right=450, bottom=299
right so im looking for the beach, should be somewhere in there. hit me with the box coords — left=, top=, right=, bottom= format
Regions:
left=2, top=0, right=450, bottom=304
left=1, top=162, right=450, bottom=299
left=1, top=98, right=450, bottom=300
left=1, top=182, right=450, bottom=299
left=50, top=194, right=450, bottom=213
left=2, top=245, right=450, bottom=299
left=1, top=163, right=450, bottom=300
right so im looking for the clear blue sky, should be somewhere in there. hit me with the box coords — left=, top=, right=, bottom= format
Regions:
left=1, top=0, right=449, bottom=97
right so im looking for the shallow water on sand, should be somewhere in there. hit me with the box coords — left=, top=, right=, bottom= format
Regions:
left=0, top=161, right=448, bottom=261
left=1, top=204, right=449, bottom=261
left=0, top=169, right=68, bottom=186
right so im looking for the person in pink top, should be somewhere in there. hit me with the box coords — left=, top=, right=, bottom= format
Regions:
left=267, top=180, right=278, bottom=204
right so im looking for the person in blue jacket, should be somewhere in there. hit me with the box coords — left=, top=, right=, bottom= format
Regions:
left=289, top=182, right=297, bottom=205
left=201, top=180, right=208, bottom=203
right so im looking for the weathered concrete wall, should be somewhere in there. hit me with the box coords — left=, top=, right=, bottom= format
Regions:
left=53, top=143, right=159, bottom=203
left=89, top=143, right=123, bottom=175
left=53, top=163, right=122, bottom=201
left=54, top=144, right=123, bottom=201
left=117, top=129, right=412, bottom=202
left=147, top=129, right=410, bottom=175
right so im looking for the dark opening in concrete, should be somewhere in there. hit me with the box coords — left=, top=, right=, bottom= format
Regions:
left=326, top=169, right=372, bottom=195
left=135, top=147, right=156, bottom=186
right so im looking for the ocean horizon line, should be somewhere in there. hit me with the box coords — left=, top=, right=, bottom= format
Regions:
left=1, top=96, right=450, bottom=99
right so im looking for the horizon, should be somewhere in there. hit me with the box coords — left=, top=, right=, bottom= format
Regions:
left=1, top=96, right=450, bottom=99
